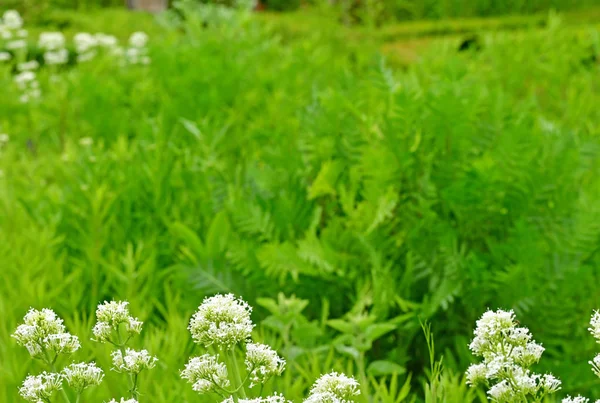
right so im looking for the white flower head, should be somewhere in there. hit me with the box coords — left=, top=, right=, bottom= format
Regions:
left=540, top=374, right=562, bottom=393
left=308, top=372, right=360, bottom=402
left=303, top=392, right=344, bottom=403
left=589, top=311, right=600, bottom=342
left=222, top=394, right=290, bottom=403
left=93, top=300, right=143, bottom=342
left=181, top=354, right=229, bottom=394
left=18, top=60, right=40, bottom=71
left=0, top=51, right=11, bottom=62
left=465, top=363, right=487, bottom=386
left=95, top=33, right=118, bottom=48
left=562, top=397, right=595, bottom=403
left=111, top=348, right=157, bottom=374
left=466, top=308, right=560, bottom=401
left=12, top=308, right=78, bottom=357
left=129, top=32, right=148, bottom=48
left=39, top=32, right=66, bottom=51
left=245, top=342, right=285, bottom=387
left=107, top=399, right=138, bottom=403
left=44, top=332, right=81, bottom=355
left=44, top=49, right=69, bottom=65
left=62, top=362, right=104, bottom=392
left=6, top=39, right=27, bottom=50
left=74, top=32, right=97, bottom=53
left=188, top=294, right=254, bottom=349
left=19, top=372, right=62, bottom=403
left=589, top=353, right=600, bottom=377
left=3, top=10, right=23, bottom=30
left=487, top=379, right=515, bottom=401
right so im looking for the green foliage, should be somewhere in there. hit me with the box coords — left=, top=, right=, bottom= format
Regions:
left=264, top=0, right=301, bottom=12
left=1, top=4, right=600, bottom=403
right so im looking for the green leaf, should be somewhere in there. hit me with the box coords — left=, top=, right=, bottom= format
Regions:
left=367, top=360, right=406, bottom=376
left=308, top=160, right=343, bottom=200
left=365, top=323, right=396, bottom=343
left=327, top=319, right=354, bottom=334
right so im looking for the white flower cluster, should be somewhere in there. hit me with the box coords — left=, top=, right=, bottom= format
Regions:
left=111, top=348, right=158, bottom=374
left=12, top=308, right=80, bottom=358
left=466, top=309, right=561, bottom=402
left=62, top=361, right=104, bottom=392
left=39, top=32, right=68, bottom=66
left=19, top=372, right=63, bottom=403
left=1, top=10, right=27, bottom=56
left=74, top=32, right=121, bottom=63
left=14, top=64, right=41, bottom=104
left=125, top=31, right=150, bottom=65
left=93, top=300, right=143, bottom=343
left=304, top=372, right=361, bottom=403
left=563, top=397, right=600, bottom=403
left=188, top=293, right=255, bottom=349
left=562, top=311, right=600, bottom=403
left=221, top=394, right=290, bottom=403
left=108, top=399, right=138, bottom=403
left=181, top=354, right=230, bottom=393
left=245, top=342, right=286, bottom=387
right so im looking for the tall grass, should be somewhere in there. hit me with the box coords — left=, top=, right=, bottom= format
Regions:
left=0, top=6, right=599, bottom=402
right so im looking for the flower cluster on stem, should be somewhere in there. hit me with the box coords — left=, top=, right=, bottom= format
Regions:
left=92, top=300, right=157, bottom=401
left=466, top=309, right=561, bottom=402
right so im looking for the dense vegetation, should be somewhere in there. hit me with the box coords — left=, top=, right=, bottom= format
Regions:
left=1, top=2, right=599, bottom=402
left=7, top=0, right=599, bottom=21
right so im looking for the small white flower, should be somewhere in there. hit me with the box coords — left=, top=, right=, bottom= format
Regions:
left=303, top=392, right=344, bottom=403
left=74, top=32, right=97, bottom=54
left=43, top=332, right=81, bottom=355
left=308, top=372, right=360, bottom=401
left=589, top=353, right=600, bottom=377
left=107, top=399, right=138, bottom=403
left=3, top=10, right=23, bottom=30
left=540, top=373, right=562, bottom=393
left=92, top=321, right=111, bottom=342
left=18, top=60, right=40, bottom=71
left=0, top=51, right=11, bottom=62
left=44, top=49, right=69, bottom=65
left=93, top=300, right=143, bottom=343
left=487, top=379, right=515, bottom=401
left=129, top=32, right=148, bottom=48
left=188, top=294, right=254, bottom=349
left=77, top=50, right=97, bottom=63
left=222, top=394, right=290, bottom=403
left=19, top=372, right=62, bottom=403
left=562, top=397, right=591, bottom=403
left=111, top=348, right=157, bottom=374
left=181, top=354, right=229, bottom=394
left=465, top=363, right=487, bottom=386
left=589, top=311, right=600, bottom=342
left=6, top=39, right=27, bottom=50
left=245, top=342, right=285, bottom=387
left=39, top=32, right=66, bottom=51
left=96, top=300, right=131, bottom=323
left=62, top=362, right=104, bottom=392
left=12, top=308, right=70, bottom=357
left=95, top=33, right=118, bottom=48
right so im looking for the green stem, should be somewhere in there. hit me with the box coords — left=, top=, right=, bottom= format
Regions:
left=43, top=350, right=72, bottom=403
left=116, top=329, right=138, bottom=399
left=223, top=348, right=246, bottom=401
left=75, top=394, right=81, bottom=403
left=357, top=352, right=369, bottom=403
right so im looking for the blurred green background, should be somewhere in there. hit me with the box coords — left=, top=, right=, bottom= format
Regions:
left=1, top=0, right=599, bottom=402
